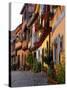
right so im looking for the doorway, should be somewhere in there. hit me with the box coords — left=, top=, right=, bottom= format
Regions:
left=17, top=55, right=20, bottom=69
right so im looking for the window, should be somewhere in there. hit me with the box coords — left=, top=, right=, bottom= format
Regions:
left=54, top=42, right=57, bottom=64
left=17, top=55, right=20, bottom=69
left=38, top=50, right=40, bottom=58
left=22, top=32, right=26, bottom=40
left=34, top=52, right=36, bottom=58
left=60, top=36, right=63, bottom=50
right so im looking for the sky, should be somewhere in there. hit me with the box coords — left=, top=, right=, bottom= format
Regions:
left=11, top=2, right=24, bottom=31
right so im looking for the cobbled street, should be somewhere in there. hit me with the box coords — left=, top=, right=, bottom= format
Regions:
left=11, top=71, right=48, bottom=87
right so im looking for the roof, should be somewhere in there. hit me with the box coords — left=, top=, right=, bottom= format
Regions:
left=15, top=23, right=22, bottom=34
left=15, top=20, right=27, bottom=34
left=20, top=3, right=35, bottom=14
left=10, top=23, right=22, bottom=43
left=20, top=3, right=27, bottom=14
left=11, top=30, right=16, bottom=43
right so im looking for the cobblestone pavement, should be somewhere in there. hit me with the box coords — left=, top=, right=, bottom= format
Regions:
left=11, top=71, right=48, bottom=87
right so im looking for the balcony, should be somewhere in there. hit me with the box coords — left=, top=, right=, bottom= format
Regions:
left=15, top=41, right=22, bottom=50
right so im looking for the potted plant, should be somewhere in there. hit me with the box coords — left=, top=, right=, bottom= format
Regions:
left=47, top=62, right=58, bottom=84
left=55, top=64, right=65, bottom=84
left=32, top=60, right=41, bottom=73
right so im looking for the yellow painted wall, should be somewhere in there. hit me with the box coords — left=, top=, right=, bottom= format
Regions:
left=40, top=35, right=49, bottom=51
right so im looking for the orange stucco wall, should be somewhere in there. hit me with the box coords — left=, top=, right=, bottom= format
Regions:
left=51, top=16, right=65, bottom=50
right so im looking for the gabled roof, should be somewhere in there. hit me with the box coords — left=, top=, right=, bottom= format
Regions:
left=20, top=3, right=27, bottom=14
left=15, top=23, right=23, bottom=34
left=15, top=20, right=27, bottom=34
left=20, top=3, right=35, bottom=14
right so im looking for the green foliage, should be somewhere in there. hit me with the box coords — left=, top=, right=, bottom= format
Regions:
left=32, top=60, right=41, bottom=73
left=47, top=67, right=53, bottom=78
left=27, top=53, right=33, bottom=66
left=44, top=55, right=50, bottom=65
left=47, top=61, right=56, bottom=80
left=55, top=64, right=65, bottom=84
left=47, top=63, right=65, bottom=84
left=27, top=53, right=41, bottom=73
left=43, top=48, right=53, bottom=65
